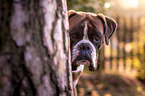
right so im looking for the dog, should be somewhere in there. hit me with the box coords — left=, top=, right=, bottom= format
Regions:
left=68, top=10, right=117, bottom=95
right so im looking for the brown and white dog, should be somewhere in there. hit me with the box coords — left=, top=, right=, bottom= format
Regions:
left=68, top=10, right=117, bottom=93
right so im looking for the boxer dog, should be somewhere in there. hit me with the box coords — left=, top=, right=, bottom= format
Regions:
left=68, top=10, right=117, bottom=94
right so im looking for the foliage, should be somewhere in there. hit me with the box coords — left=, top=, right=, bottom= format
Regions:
left=134, top=20, right=145, bottom=80
left=67, top=0, right=106, bottom=14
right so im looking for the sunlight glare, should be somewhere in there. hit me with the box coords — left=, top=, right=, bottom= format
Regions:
left=105, top=2, right=110, bottom=8
left=128, top=0, right=138, bottom=7
left=123, top=0, right=138, bottom=8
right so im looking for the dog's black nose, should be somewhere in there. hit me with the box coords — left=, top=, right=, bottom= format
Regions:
left=79, top=43, right=91, bottom=51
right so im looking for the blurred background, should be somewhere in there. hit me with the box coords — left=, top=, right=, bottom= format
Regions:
left=67, top=0, right=145, bottom=96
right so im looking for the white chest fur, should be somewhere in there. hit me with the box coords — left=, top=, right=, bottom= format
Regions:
left=72, top=65, right=84, bottom=86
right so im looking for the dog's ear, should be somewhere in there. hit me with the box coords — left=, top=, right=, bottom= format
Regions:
left=97, top=14, right=117, bottom=45
left=68, top=10, right=77, bottom=20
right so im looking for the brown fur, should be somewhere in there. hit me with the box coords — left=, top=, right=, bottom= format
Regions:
left=68, top=10, right=117, bottom=96
left=68, top=10, right=117, bottom=45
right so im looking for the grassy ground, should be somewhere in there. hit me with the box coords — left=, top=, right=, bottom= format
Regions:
left=76, top=72, right=145, bottom=96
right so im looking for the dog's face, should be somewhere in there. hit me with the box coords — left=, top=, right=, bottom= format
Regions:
left=68, top=10, right=117, bottom=71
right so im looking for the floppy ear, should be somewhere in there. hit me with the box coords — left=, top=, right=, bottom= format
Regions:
left=68, top=10, right=77, bottom=20
left=97, top=14, right=117, bottom=45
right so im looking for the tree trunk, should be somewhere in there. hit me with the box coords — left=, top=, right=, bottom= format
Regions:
left=0, top=0, right=73, bottom=96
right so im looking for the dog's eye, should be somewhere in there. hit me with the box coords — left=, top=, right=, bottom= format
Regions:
left=93, top=37, right=100, bottom=42
left=71, top=34, right=76, bottom=38
left=71, top=34, right=77, bottom=39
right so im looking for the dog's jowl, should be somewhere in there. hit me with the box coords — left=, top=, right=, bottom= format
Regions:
left=68, top=10, right=117, bottom=87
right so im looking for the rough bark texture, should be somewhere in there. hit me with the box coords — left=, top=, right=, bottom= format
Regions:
left=0, top=0, right=73, bottom=96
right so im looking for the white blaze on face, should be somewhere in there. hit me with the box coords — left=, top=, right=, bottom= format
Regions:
left=83, top=21, right=89, bottom=40
left=72, top=21, right=98, bottom=69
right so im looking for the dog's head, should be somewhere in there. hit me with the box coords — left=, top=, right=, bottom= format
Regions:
left=68, top=10, right=117, bottom=71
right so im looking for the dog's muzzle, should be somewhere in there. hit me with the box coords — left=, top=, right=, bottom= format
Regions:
left=72, top=40, right=98, bottom=71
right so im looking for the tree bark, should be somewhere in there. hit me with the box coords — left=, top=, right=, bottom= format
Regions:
left=0, top=0, right=73, bottom=96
